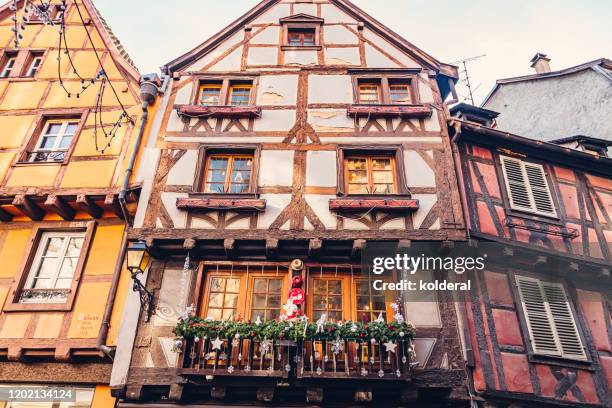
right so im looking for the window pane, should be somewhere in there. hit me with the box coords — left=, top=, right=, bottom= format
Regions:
left=357, top=281, right=369, bottom=295
left=390, top=84, right=411, bottom=104
left=208, top=292, right=223, bottom=307
left=45, top=123, right=62, bottom=136
left=372, top=158, right=391, bottom=170
left=303, top=33, right=315, bottom=46
left=348, top=170, right=367, bottom=183
left=55, top=278, right=72, bottom=289
left=224, top=293, right=238, bottom=308
left=268, top=279, right=282, bottom=293
left=64, top=123, right=79, bottom=135
left=357, top=296, right=370, bottom=310
left=253, top=278, right=267, bottom=293
left=208, top=308, right=222, bottom=320
left=32, top=278, right=52, bottom=289
left=58, top=257, right=78, bottom=279
left=205, top=183, right=225, bottom=193
left=210, top=278, right=225, bottom=292
left=230, top=87, right=251, bottom=106
left=226, top=278, right=240, bottom=293
left=359, top=85, right=380, bottom=103
left=313, top=280, right=326, bottom=294
left=313, top=295, right=326, bottom=309
left=251, top=310, right=265, bottom=321
left=328, top=295, right=342, bottom=309
left=328, top=311, right=342, bottom=322
left=372, top=171, right=393, bottom=183
left=267, top=295, right=281, bottom=308
left=231, top=169, right=250, bottom=185
left=200, top=86, right=221, bottom=105
left=348, top=184, right=368, bottom=194
left=66, top=237, right=84, bottom=257
left=328, top=280, right=342, bottom=294
left=35, top=258, right=58, bottom=279
left=288, top=32, right=301, bottom=46
left=58, top=134, right=74, bottom=149
left=233, top=158, right=252, bottom=170
left=209, top=157, right=229, bottom=169
left=347, top=158, right=367, bottom=170
left=207, top=169, right=227, bottom=183
left=267, top=309, right=280, bottom=321
left=253, top=294, right=266, bottom=308
left=373, top=184, right=394, bottom=194
left=39, top=136, right=56, bottom=149
left=222, top=309, right=235, bottom=320
left=44, top=237, right=65, bottom=257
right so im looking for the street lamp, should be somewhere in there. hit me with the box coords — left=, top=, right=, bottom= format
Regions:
left=126, top=240, right=154, bottom=322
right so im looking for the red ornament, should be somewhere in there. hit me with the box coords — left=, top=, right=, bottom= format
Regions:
left=288, top=288, right=305, bottom=305
left=292, top=275, right=303, bottom=288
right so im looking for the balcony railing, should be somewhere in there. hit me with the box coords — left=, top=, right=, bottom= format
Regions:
left=179, top=337, right=412, bottom=380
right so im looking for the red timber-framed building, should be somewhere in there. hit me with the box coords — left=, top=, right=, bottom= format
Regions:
left=450, top=104, right=612, bottom=407
left=111, top=0, right=471, bottom=406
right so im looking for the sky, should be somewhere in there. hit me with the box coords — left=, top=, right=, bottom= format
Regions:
left=96, top=0, right=612, bottom=104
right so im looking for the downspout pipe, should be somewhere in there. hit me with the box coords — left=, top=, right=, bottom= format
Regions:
left=97, top=76, right=160, bottom=357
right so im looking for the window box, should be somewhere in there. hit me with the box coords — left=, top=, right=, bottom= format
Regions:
left=176, top=197, right=266, bottom=212
left=329, top=197, right=418, bottom=212
left=347, top=103, right=432, bottom=119
left=176, top=104, right=262, bottom=119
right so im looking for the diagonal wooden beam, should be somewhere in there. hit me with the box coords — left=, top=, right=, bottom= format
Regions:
left=12, top=194, right=44, bottom=221
left=44, top=195, right=75, bottom=221
left=76, top=194, right=103, bottom=219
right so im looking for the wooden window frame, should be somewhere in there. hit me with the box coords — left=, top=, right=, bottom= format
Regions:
left=352, top=74, right=420, bottom=105
left=0, top=51, right=18, bottom=79
left=193, top=144, right=261, bottom=197
left=197, top=267, right=289, bottom=322
left=495, top=154, right=560, bottom=221
left=22, top=50, right=45, bottom=78
left=4, top=221, right=96, bottom=312
left=194, top=77, right=258, bottom=106
left=15, top=109, right=88, bottom=166
left=336, top=145, right=409, bottom=197
left=281, top=22, right=323, bottom=51
left=198, top=83, right=223, bottom=106
left=352, top=277, right=394, bottom=323
left=509, top=271, right=592, bottom=367
left=228, top=83, right=254, bottom=106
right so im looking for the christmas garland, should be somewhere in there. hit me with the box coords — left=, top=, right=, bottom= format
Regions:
left=174, top=316, right=416, bottom=343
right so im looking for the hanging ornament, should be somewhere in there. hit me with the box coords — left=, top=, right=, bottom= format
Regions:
left=383, top=341, right=397, bottom=353
left=375, top=312, right=385, bottom=323
left=316, top=313, right=326, bottom=333
left=227, top=365, right=234, bottom=374
left=260, top=339, right=272, bottom=354
left=211, top=337, right=223, bottom=351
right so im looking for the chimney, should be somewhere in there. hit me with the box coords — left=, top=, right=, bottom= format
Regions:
left=530, top=53, right=551, bottom=74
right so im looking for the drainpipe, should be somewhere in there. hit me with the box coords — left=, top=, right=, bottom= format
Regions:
left=97, top=76, right=160, bottom=357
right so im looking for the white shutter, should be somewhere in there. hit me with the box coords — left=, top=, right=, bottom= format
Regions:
left=500, top=156, right=556, bottom=217
left=542, top=282, right=586, bottom=360
left=516, top=276, right=586, bottom=360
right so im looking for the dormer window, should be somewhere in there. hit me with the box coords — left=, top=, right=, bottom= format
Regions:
left=280, top=14, right=323, bottom=49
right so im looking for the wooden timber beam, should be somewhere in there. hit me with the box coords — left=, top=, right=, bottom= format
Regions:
left=224, top=239, right=236, bottom=258
left=266, top=238, right=279, bottom=259
left=104, top=194, right=124, bottom=219
left=76, top=194, right=103, bottom=219
left=44, top=195, right=75, bottom=221
left=351, top=239, right=366, bottom=259
left=0, top=206, right=13, bottom=222
left=308, top=238, right=322, bottom=259
left=12, top=194, right=44, bottom=221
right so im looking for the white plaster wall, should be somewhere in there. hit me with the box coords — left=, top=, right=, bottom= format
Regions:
left=225, top=212, right=251, bottom=229
left=259, top=150, right=294, bottom=187
left=365, top=43, right=400, bottom=68
left=285, top=50, right=317, bottom=66
left=424, top=109, right=441, bottom=132
left=412, top=194, right=437, bottom=229
left=166, top=150, right=198, bottom=186
left=403, top=150, right=435, bottom=188
left=188, top=32, right=244, bottom=71
left=174, top=81, right=194, bottom=105
left=320, top=4, right=358, bottom=23
left=363, top=29, right=420, bottom=68
left=258, top=194, right=292, bottom=228
left=379, top=217, right=405, bottom=230
left=308, top=75, right=353, bottom=104
left=247, top=47, right=278, bottom=66
left=161, top=192, right=188, bottom=228
left=293, top=3, right=317, bottom=15
left=418, top=79, right=435, bottom=104
left=306, top=150, right=337, bottom=187
left=324, top=47, right=360, bottom=66
left=257, top=75, right=298, bottom=106
left=324, top=25, right=358, bottom=44
left=254, top=109, right=296, bottom=131
left=252, top=3, right=290, bottom=24
left=251, top=26, right=280, bottom=44
left=305, top=195, right=337, bottom=229
left=166, top=111, right=184, bottom=132
left=342, top=217, right=369, bottom=230
left=209, top=46, right=243, bottom=71
left=308, top=109, right=354, bottom=132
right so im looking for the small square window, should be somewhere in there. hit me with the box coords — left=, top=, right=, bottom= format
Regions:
left=0, top=54, right=17, bottom=78
left=199, top=83, right=222, bottom=105
left=229, top=84, right=253, bottom=106
left=203, top=154, right=254, bottom=194
left=28, top=118, right=79, bottom=163
left=389, top=80, right=412, bottom=104
left=20, top=231, right=86, bottom=304
left=287, top=28, right=316, bottom=46
left=358, top=82, right=381, bottom=104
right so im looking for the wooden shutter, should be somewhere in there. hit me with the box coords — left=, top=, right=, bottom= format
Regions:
left=516, top=276, right=586, bottom=360
left=500, top=156, right=556, bottom=217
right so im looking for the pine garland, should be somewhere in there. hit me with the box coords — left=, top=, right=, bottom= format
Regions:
left=174, top=316, right=415, bottom=343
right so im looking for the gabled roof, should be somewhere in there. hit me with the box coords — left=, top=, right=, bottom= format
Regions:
left=162, top=0, right=458, bottom=80
left=0, top=0, right=139, bottom=83
left=482, top=58, right=612, bottom=106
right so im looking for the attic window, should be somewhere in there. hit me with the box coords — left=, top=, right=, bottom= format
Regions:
left=287, top=28, right=316, bottom=46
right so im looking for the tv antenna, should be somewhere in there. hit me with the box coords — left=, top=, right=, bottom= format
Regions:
left=451, top=54, right=486, bottom=105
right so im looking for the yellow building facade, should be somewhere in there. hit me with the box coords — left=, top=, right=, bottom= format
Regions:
left=0, top=1, right=157, bottom=406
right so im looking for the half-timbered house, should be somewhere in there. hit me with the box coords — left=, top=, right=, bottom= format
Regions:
left=0, top=0, right=160, bottom=406
left=113, top=0, right=469, bottom=405
left=450, top=103, right=612, bottom=407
